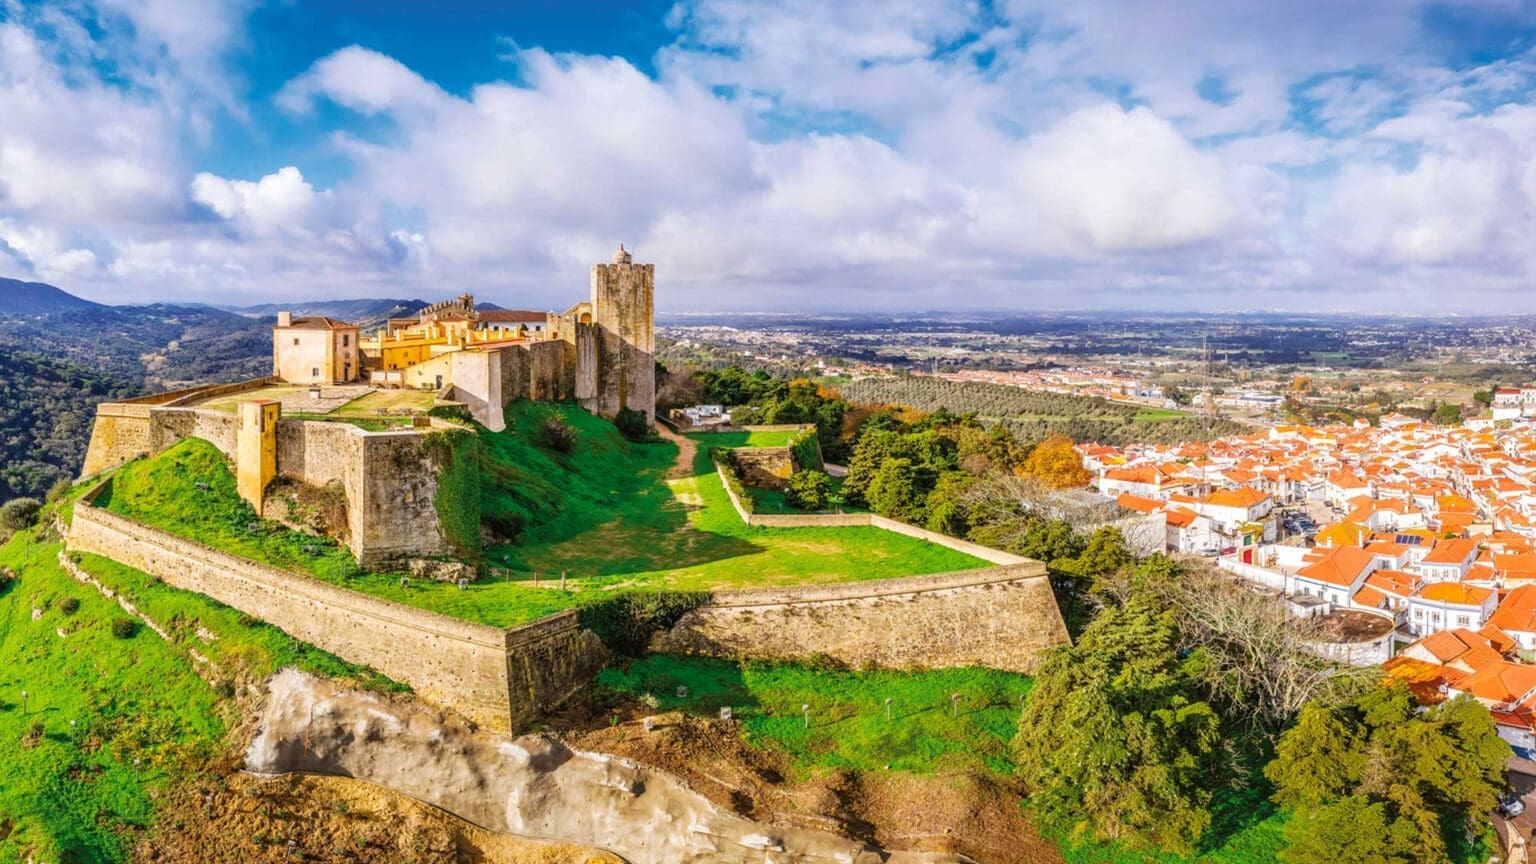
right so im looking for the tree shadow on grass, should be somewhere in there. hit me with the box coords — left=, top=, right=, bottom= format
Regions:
left=491, top=450, right=769, bottom=578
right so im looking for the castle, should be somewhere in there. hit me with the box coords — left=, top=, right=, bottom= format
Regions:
left=271, top=244, right=655, bottom=428
left=81, top=247, right=655, bottom=566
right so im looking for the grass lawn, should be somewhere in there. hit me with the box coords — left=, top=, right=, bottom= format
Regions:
left=685, top=429, right=800, bottom=448
left=332, top=389, right=437, bottom=416
left=494, top=425, right=981, bottom=593
left=597, top=654, right=1032, bottom=777
left=192, top=384, right=311, bottom=413
left=95, top=403, right=984, bottom=629
left=0, top=512, right=395, bottom=863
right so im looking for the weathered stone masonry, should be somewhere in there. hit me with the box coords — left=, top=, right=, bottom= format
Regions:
left=68, top=486, right=605, bottom=731
left=654, top=563, right=1068, bottom=673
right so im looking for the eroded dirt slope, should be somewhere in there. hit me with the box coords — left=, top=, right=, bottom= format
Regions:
left=245, top=669, right=969, bottom=864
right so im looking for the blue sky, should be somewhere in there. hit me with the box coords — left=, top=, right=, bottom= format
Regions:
left=4, top=0, right=1536, bottom=312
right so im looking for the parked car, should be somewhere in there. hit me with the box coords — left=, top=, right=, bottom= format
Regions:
left=1499, top=791, right=1525, bottom=817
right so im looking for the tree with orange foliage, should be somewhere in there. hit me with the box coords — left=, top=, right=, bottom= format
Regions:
left=1019, top=434, right=1091, bottom=489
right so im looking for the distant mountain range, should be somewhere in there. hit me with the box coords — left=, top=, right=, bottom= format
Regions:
left=223, top=298, right=432, bottom=332
left=0, top=277, right=105, bottom=315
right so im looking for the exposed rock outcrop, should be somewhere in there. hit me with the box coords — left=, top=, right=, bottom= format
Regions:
left=246, top=669, right=969, bottom=864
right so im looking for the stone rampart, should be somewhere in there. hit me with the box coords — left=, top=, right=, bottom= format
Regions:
left=162, top=377, right=278, bottom=407
left=351, top=431, right=449, bottom=566
left=526, top=340, right=567, bottom=402
left=654, top=561, right=1067, bottom=673
left=81, top=404, right=156, bottom=476
left=730, top=446, right=794, bottom=489
left=150, top=407, right=240, bottom=457
left=68, top=489, right=601, bottom=730
left=865, top=515, right=1029, bottom=566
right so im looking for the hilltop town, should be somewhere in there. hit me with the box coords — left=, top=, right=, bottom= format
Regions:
left=1083, top=416, right=1536, bottom=762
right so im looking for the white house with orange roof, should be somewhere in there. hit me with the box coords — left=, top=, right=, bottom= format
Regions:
left=1344, top=498, right=1427, bottom=533
left=1488, top=585, right=1536, bottom=653
left=1448, top=659, right=1536, bottom=756
left=1413, top=538, right=1480, bottom=582
left=1325, top=469, right=1373, bottom=510
left=1406, top=581, right=1497, bottom=637
left=1293, top=546, right=1380, bottom=607
left=1097, top=465, right=1167, bottom=499
left=1351, top=569, right=1419, bottom=618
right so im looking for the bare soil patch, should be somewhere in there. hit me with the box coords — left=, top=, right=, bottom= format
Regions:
left=141, top=770, right=618, bottom=864
left=553, top=696, right=1063, bottom=864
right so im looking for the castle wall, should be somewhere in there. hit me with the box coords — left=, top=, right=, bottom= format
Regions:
left=573, top=324, right=598, bottom=410
left=653, top=562, right=1068, bottom=673
left=527, top=340, right=567, bottom=402
left=505, top=612, right=609, bottom=722
left=730, top=447, right=795, bottom=490
left=81, top=404, right=154, bottom=476
left=445, top=350, right=504, bottom=432
left=273, top=419, right=357, bottom=487
left=351, top=432, right=449, bottom=567
left=69, top=492, right=516, bottom=728
left=235, top=402, right=279, bottom=513
left=82, top=378, right=279, bottom=477
left=150, top=408, right=240, bottom=460
left=499, top=344, right=530, bottom=403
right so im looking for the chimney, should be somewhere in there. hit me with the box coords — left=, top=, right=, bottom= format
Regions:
left=277, top=311, right=293, bottom=327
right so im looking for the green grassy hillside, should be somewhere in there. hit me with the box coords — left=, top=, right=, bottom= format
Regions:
left=598, top=655, right=1032, bottom=777
left=0, top=514, right=395, bottom=863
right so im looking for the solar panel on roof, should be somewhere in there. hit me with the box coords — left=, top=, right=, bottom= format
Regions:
left=1395, top=534, right=1424, bottom=546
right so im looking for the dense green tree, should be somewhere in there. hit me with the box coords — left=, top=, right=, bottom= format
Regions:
left=1075, top=527, right=1133, bottom=582
left=923, top=471, right=976, bottom=535
left=1020, top=519, right=1086, bottom=565
left=1016, top=594, right=1223, bottom=852
left=842, top=428, right=901, bottom=507
left=1278, top=796, right=1411, bottom=864
left=1266, top=683, right=1506, bottom=863
left=1432, top=402, right=1463, bottom=425
left=784, top=470, right=832, bottom=511
left=866, top=458, right=924, bottom=522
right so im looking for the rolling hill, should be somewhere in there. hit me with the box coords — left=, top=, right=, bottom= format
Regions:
left=0, top=277, right=104, bottom=315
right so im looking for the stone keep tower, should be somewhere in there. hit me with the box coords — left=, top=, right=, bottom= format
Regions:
left=589, top=245, right=655, bottom=420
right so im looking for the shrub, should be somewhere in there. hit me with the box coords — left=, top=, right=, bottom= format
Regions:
left=784, top=470, right=832, bottom=511
left=0, top=497, right=42, bottom=531
left=45, top=477, right=73, bottom=504
left=576, top=590, right=713, bottom=656
left=110, top=618, right=138, bottom=639
left=537, top=414, right=578, bottom=453
left=613, top=407, right=652, bottom=442
left=59, top=597, right=80, bottom=616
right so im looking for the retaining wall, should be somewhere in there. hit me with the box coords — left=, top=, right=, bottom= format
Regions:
left=654, top=562, right=1067, bottom=672
left=730, top=447, right=794, bottom=489
left=67, top=488, right=603, bottom=730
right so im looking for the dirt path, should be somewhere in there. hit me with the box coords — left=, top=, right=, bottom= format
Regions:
left=658, top=425, right=697, bottom=480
